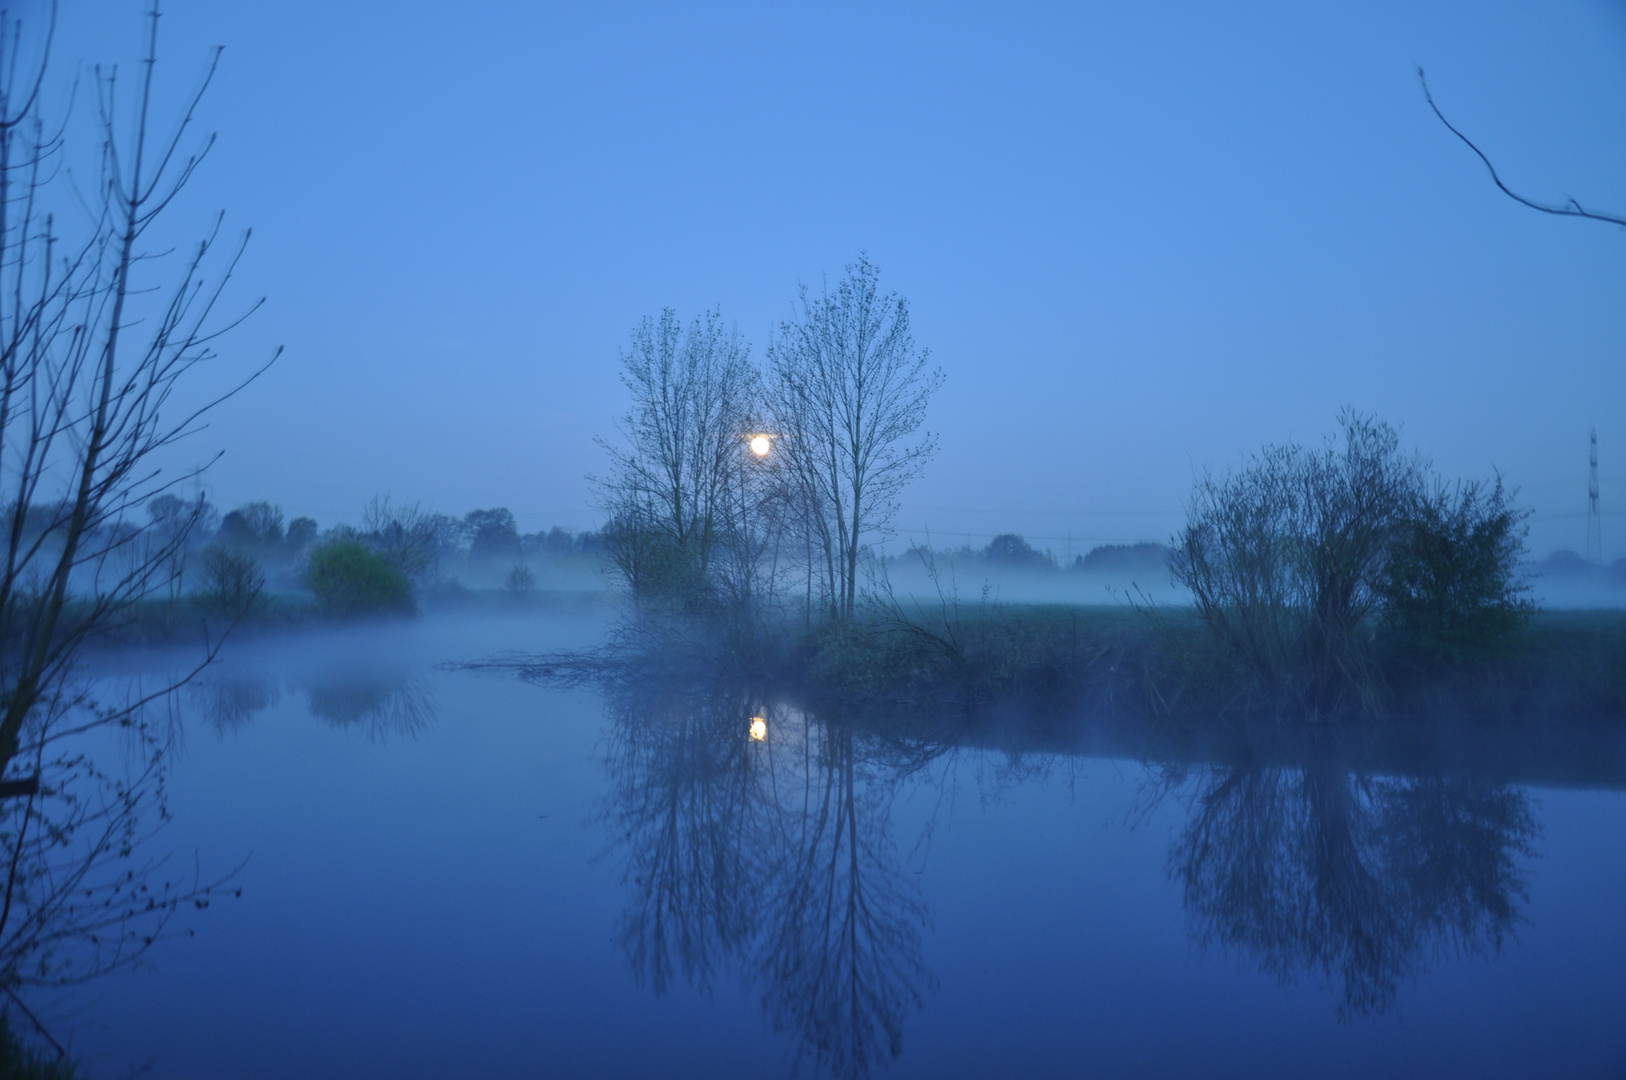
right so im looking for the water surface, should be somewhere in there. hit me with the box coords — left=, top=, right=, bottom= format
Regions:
left=43, top=611, right=1626, bottom=1078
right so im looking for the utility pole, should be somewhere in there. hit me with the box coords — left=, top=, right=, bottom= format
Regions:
left=1588, top=427, right=1602, bottom=565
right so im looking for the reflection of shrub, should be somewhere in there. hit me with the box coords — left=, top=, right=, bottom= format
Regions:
left=304, top=675, right=435, bottom=741
left=189, top=676, right=280, bottom=733
left=193, top=545, right=266, bottom=618
left=306, top=539, right=414, bottom=616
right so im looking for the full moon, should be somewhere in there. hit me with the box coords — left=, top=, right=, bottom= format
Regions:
left=749, top=435, right=772, bottom=457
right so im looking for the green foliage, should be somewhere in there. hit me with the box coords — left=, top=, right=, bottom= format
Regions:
left=193, top=545, right=267, bottom=619
left=306, top=539, right=415, bottom=617
left=1378, top=479, right=1533, bottom=662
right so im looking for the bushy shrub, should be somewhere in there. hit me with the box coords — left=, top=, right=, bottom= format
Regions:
left=306, top=539, right=414, bottom=616
left=1076, top=542, right=1170, bottom=577
left=504, top=562, right=537, bottom=595
left=1172, top=413, right=1420, bottom=713
left=1171, top=412, right=1531, bottom=714
left=604, top=513, right=709, bottom=611
left=1377, top=479, right=1533, bottom=662
left=193, top=545, right=266, bottom=619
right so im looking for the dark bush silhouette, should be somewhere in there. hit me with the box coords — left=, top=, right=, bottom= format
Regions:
left=1172, top=412, right=1530, bottom=715
left=307, top=539, right=414, bottom=616
left=286, top=516, right=319, bottom=553
left=193, top=545, right=267, bottom=619
left=1378, top=479, right=1533, bottom=662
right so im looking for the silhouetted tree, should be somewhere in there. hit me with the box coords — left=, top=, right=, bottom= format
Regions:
left=363, top=496, right=452, bottom=583
left=463, top=507, right=521, bottom=561
left=981, top=534, right=1055, bottom=571
left=595, top=309, right=758, bottom=607
left=0, top=0, right=270, bottom=988
left=768, top=256, right=942, bottom=622
left=284, top=516, right=319, bottom=554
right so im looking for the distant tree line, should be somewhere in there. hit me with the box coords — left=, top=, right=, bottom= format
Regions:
left=891, top=535, right=1172, bottom=578
left=136, top=493, right=605, bottom=618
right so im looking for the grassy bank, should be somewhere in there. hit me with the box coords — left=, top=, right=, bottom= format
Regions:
left=69, top=586, right=616, bottom=648
left=788, top=601, right=1626, bottom=727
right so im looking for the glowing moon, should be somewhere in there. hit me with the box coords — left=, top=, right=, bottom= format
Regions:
left=749, top=435, right=772, bottom=457
left=749, top=717, right=767, bottom=741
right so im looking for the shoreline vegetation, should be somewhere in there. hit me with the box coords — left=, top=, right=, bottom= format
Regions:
left=462, top=594, right=1626, bottom=734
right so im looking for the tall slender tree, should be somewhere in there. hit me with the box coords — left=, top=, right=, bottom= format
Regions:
left=0, top=2, right=268, bottom=988
left=768, top=256, right=941, bottom=622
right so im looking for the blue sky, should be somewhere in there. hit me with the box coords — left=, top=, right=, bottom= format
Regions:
left=45, top=0, right=1626, bottom=557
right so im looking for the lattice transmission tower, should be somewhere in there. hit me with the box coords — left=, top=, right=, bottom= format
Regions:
left=1588, top=427, right=1602, bottom=565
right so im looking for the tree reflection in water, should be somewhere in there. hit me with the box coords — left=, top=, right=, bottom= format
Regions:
left=601, top=676, right=935, bottom=1079
left=1165, top=737, right=1539, bottom=1018
left=187, top=675, right=281, bottom=735
left=304, top=675, right=436, bottom=742
left=182, top=669, right=437, bottom=743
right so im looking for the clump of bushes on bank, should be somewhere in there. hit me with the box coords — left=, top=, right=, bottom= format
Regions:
left=193, top=544, right=267, bottom=620
left=1169, top=411, right=1531, bottom=717
left=307, top=539, right=415, bottom=617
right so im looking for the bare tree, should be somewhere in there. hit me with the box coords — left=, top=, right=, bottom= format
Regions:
left=0, top=1, right=275, bottom=778
left=0, top=2, right=269, bottom=991
left=1420, top=68, right=1626, bottom=230
left=596, top=308, right=758, bottom=607
left=767, top=256, right=942, bottom=623
left=361, top=495, right=455, bottom=584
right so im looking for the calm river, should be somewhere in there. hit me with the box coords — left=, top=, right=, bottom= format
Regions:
left=40, top=608, right=1626, bottom=1078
